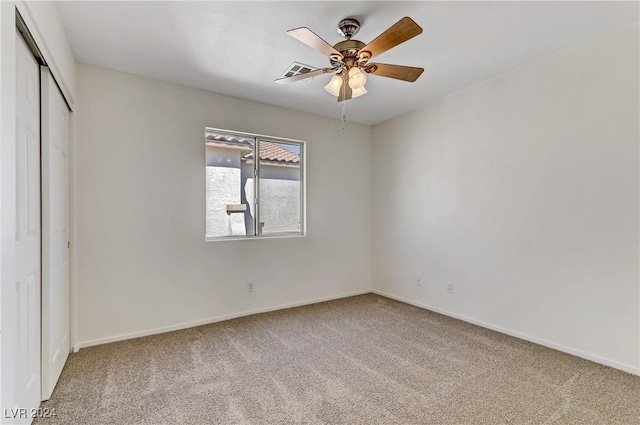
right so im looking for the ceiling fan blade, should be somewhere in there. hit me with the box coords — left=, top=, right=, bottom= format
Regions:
left=287, top=27, right=343, bottom=59
left=366, top=63, right=424, bottom=82
left=274, top=67, right=336, bottom=85
left=337, top=78, right=352, bottom=102
left=359, top=17, right=423, bottom=60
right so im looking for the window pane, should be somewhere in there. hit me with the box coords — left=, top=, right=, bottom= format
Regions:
left=258, top=140, right=302, bottom=235
left=205, top=132, right=255, bottom=238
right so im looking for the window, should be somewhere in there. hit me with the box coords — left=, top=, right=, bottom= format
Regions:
left=205, top=128, right=305, bottom=239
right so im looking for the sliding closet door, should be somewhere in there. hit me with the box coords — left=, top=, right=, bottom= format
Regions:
left=14, top=29, right=42, bottom=421
left=41, top=67, right=70, bottom=401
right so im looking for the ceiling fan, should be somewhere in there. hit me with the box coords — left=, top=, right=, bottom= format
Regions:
left=275, top=17, right=424, bottom=102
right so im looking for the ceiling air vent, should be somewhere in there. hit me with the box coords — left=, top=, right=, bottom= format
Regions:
left=280, top=62, right=318, bottom=80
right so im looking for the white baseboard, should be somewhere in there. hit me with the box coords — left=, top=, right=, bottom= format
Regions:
left=73, top=289, right=371, bottom=352
left=73, top=288, right=640, bottom=377
left=372, top=289, right=640, bottom=376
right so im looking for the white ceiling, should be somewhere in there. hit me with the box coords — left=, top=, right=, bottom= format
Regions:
left=57, top=1, right=638, bottom=125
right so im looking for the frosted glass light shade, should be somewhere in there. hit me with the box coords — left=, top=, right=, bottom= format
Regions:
left=324, top=75, right=343, bottom=96
left=352, top=87, right=368, bottom=98
left=348, top=67, right=367, bottom=90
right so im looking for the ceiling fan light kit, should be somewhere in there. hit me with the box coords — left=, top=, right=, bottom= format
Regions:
left=348, top=67, right=367, bottom=90
left=324, top=74, right=343, bottom=96
left=351, top=87, right=367, bottom=99
left=275, top=16, right=425, bottom=103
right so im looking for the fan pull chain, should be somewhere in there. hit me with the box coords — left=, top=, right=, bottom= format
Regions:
left=341, top=99, right=346, bottom=134
left=341, top=74, right=347, bottom=134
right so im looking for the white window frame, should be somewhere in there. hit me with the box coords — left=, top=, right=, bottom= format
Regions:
left=205, top=127, right=306, bottom=241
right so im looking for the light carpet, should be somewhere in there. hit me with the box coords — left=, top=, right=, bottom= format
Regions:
left=36, top=294, right=639, bottom=424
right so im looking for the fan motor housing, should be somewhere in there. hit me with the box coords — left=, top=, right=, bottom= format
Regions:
left=333, top=39, right=365, bottom=67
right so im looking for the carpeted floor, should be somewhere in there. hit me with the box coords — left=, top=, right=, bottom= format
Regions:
left=36, top=294, right=639, bottom=425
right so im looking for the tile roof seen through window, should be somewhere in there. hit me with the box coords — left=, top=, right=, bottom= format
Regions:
left=206, top=133, right=253, bottom=148
left=206, top=133, right=300, bottom=165
left=244, top=142, right=300, bottom=164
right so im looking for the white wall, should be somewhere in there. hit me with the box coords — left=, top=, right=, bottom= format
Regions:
left=372, top=25, right=640, bottom=374
left=74, top=64, right=372, bottom=348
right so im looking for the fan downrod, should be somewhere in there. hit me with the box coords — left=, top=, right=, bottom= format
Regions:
left=337, top=18, right=360, bottom=39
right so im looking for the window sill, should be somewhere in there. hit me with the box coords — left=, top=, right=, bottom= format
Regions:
left=205, top=233, right=306, bottom=242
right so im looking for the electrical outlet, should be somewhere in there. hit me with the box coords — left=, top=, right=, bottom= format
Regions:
left=416, top=277, right=423, bottom=287
left=446, top=283, right=454, bottom=294
left=247, top=282, right=254, bottom=293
